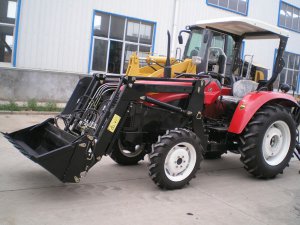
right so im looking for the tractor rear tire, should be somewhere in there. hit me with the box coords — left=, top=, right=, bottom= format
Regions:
left=149, top=128, right=203, bottom=190
left=110, top=139, right=146, bottom=165
left=239, top=104, right=295, bottom=178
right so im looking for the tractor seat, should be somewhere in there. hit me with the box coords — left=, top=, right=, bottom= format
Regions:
left=232, top=80, right=258, bottom=98
left=220, top=80, right=258, bottom=113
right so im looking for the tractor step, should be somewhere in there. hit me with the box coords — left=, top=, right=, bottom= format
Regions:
left=209, top=142, right=226, bottom=152
left=209, top=126, right=228, bottom=132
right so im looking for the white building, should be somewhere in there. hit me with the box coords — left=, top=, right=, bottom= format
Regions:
left=1, top=0, right=300, bottom=101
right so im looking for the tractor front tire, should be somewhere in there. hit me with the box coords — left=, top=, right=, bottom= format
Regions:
left=239, top=104, right=295, bottom=178
left=110, top=139, right=146, bottom=165
left=149, top=128, right=203, bottom=190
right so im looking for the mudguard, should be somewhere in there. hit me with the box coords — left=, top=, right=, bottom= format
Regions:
left=228, top=91, right=299, bottom=134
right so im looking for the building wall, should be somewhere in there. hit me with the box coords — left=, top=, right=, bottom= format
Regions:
left=16, top=0, right=176, bottom=74
left=0, top=67, right=83, bottom=102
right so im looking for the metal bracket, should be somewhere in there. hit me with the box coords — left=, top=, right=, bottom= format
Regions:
left=124, top=76, right=136, bottom=88
left=93, top=73, right=107, bottom=84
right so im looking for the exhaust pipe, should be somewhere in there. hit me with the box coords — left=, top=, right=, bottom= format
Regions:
left=164, top=31, right=172, bottom=79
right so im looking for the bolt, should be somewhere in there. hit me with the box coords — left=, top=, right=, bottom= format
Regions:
left=74, top=176, right=80, bottom=183
left=79, top=143, right=87, bottom=148
left=87, top=135, right=94, bottom=141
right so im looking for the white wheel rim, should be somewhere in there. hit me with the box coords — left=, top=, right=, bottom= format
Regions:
left=118, top=140, right=143, bottom=158
left=262, top=120, right=291, bottom=166
left=164, top=142, right=197, bottom=182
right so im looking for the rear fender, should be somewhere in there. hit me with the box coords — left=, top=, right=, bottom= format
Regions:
left=228, top=91, right=299, bottom=134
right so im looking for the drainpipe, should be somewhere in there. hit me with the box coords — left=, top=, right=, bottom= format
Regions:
left=171, top=0, right=180, bottom=57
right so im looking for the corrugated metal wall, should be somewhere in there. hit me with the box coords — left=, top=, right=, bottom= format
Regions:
left=16, top=0, right=175, bottom=73
left=15, top=0, right=300, bottom=75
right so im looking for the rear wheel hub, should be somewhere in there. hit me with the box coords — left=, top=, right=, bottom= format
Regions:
left=262, top=121, right=291, bottom=166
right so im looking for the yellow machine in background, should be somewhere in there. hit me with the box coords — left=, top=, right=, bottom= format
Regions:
left=125, top=52, right=196, bottom=78
left=125, top=52, right=266, bottom=81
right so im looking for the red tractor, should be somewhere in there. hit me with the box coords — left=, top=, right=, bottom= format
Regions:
left=4, top=18, right=300, bottom=189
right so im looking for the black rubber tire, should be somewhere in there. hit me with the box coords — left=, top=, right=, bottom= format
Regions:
left=239, top=104, right=295, bottom=178
left=110, top=140, right=146, bottom=165
left=149, top=128, right=203, bottom=190
left=203, top=151, right=224, bottom=159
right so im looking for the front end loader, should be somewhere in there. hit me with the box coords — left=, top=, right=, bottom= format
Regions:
left=4, top=73, right=206, bottom=189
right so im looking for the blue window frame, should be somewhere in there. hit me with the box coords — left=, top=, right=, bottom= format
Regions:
left=278, top=1, right=300, bottom=33
left=206, top=0, right=249, bottom=16
left=0, top=0, right=21, bottom=67
left=241, top=41, right=245, bottom=59
left=88, top=10, right=156, bottom=74
left=274, top=49, right=300, bottom=93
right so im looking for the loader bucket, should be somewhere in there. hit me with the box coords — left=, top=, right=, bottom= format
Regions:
left=3, top=118, right=90, bottom=183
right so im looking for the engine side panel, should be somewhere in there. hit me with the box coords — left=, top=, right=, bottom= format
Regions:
left=203, top=80, right=222, bottom=105
left=140, top=79, right=223, bottom=106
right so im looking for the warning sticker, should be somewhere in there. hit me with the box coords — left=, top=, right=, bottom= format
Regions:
left=107, top=114, right=121, bottom=133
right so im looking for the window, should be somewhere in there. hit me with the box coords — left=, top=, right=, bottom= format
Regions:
left=225, top=36, right=235, bottom=62
left=185, top=29, right=205, bottom=58
left=0, top=0, right=18, bottom=64
left=90, top=11, right=156, bottom=74
left=279, top=1, right=300, bottom=33
left=207, top=0, right=249, bottom=16
left=211, top=32, right=225, bottom=49
left=274, top=51, right=300, bottom=93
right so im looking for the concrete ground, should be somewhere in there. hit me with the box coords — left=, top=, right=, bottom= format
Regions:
left=0, top=114, right=299, bottom=225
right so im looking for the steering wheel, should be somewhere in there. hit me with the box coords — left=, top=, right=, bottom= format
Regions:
left=190, top=47, right=200, bottom=57
left=207, top=71, right=225, bottom=80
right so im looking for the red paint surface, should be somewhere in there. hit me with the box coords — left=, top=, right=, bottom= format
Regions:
left=137, top=79, right=226, bottom=105
left=135, top=80, right=192, bottom=106
left=203, top=81, right=222, bottom=104
left=135, top=80, right=192, bottom=87
left=144, top=93, right=189, bottom=106
left=221, top=87, right=232, bottom=96
left=228, top=91, right=298, bottom=134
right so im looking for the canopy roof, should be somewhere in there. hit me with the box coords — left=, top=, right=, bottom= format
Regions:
left=194, top=17, right=289, bottom=39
